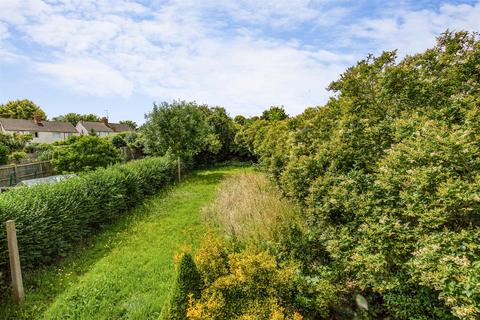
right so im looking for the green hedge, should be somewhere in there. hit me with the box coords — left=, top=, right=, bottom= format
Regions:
left=0, top=155, right=177, bottom=281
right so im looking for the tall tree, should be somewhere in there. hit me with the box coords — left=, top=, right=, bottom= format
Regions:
left=0, top=99, right=47, bottom=120
left=142, top=101, right=220, bottom=158
left=52, top=113, right=100, bottom=126
left=260, top=106, right=288, bottom=121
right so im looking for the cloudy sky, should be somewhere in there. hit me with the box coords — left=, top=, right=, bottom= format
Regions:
left=0, top=0, right=479, bottom=123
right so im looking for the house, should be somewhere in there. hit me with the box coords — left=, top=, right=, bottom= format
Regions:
left=0, top=116, right=79, bottom=144
left=76, top=117, right=133, bottom=137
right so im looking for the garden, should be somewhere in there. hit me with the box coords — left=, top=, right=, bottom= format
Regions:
left=0, top=31, right=479, bottom=320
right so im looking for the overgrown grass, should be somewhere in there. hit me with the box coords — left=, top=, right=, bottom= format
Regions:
left=203, top=172, right=303, bottom=244
left=0, top=164, right=249, bottom=319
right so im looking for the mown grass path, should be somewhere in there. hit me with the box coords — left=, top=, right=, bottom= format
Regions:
left=0, top=164, right=248, bottom=320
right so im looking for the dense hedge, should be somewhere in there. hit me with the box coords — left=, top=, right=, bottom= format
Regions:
left=0, top=155, right=177, bottom=283
left=238, top=31, right=480, bottom=319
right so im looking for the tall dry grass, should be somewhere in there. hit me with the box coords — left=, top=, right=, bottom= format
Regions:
left=203, top=172, right=302, bottom=243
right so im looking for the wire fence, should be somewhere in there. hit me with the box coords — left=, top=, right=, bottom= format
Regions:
left=0, top=161, right=53, bottom=188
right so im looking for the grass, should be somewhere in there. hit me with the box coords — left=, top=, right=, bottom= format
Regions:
left=0, top=164, right=250, bottom=320
left=202, top=172, right=303, bottom=244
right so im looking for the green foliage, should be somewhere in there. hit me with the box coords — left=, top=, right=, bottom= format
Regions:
left=239, top=31, right=480, bottom=319
left=109, top=131, right=144, bottom=150
left=188, top=235, right=302, bottom=319
left=0, top=155, right=177, bottom=287
left=233, top=115, right=247, bottom=125
left=142, top=101, right=229, bottom=165
left=261, top=106, right=288, bottom=121
left=9, top=151, right=27, bottom=163
left=111, top=133, right=128, bottom=148
left=0, top=165, right=243, bottom=319
left=142, top=101, right=223, bottom=162
left=0, top=99, right=46, bottom=120
left=52, top=113, right=100, bottom=126
left=195, top=106, right=237, bottom=163
left=51, top=135, right=121, bottom=172
left=0, top=132, right=32, bottom=152
left=167, top=253, right=203, bottom=320
left=0, top=145, right=9, bottom=165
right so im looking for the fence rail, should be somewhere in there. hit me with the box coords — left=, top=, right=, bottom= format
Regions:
left=0, top=161, right=53, bottom=187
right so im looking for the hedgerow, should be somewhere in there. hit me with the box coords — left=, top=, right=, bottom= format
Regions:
left=0, top=155, right=177, bottom=286
left=237, top=31, right=480, bottom=319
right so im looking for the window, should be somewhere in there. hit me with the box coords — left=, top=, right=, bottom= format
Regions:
left=34, top=132, right=39, bottom=138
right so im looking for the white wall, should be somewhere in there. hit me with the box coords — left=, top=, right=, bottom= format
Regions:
left=34, top=132, right=78, bottom=144
left=2, top=130, right=78, bottom=144
left=76, top=123, right=112, bottom=137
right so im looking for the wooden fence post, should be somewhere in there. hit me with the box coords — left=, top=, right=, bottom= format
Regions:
left=177, top=156, right=181, bottom=183
left=5, top=220, right=24, bottom=303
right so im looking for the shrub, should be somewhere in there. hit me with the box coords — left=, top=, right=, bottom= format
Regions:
left=0, top=155, right=177, bottom=285
left=238, top=31, right=480, bottom=318
left=166, top=253, right=203, bottom=320
left=51, top=135, right=121, bottom=172
left=9, top=151, right=26, bottom=163
left=188, top=235, right=302, bottom=320
left=0, top=145, right=9, bottom=165
left=0, top=132, right=32, bottom=152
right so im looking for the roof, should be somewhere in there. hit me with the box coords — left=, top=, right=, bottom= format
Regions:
left=78, top=121, right=114, bottom=133
left=78, top=121, right=133, bottom=133
left=108, top=123, right=133, bottom=132
left=0, top=118, right=78, bottom=133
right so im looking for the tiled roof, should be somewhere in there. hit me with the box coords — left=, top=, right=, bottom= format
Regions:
left=0, top=118, right=78, bottom=133
left=78, top=121, right=114, bottom=133
left=108, top=123, right=133, bottom=132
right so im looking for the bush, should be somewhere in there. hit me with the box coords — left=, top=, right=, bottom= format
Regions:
left=0, top=145, right=9, bottom=165
left=166, top=253, right=203, bottom=320
left=0, top=155, right=177, bottom=285
left=9, top=151, right=26, bottom=163
left=51, top=135, right=121, bottom=172
left=188, top=235, right=302, bottom=320
left=238, top=31, right=480, bottom=318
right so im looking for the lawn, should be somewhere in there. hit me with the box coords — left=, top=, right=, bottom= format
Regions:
left=0, top=164, right=250, bottom=320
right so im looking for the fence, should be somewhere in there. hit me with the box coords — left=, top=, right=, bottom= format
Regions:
left=0, top=161, right=53, bottom=187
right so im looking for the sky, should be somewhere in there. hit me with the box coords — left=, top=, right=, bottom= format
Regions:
left=0, top=0, right=479, bottom=124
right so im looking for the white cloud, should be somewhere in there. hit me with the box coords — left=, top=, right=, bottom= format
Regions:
left=37, top=58, right=133, bottom=97
left=0, top=22, right=9, bottom=40
left=1, top=0, right=479, bottom=117
left=352, top=2, right=480, bottom=56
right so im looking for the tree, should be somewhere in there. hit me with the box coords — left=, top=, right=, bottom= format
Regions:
left=195, top=106, right=237, bottom=163
left=51, top=135, right=121, bottom=172
left=142, top=101, right=220, bottom=159
left=0, top=99, right=47, bottom=120
left=234, top=115, right=247, bottom=125
left=119, top=120, right=137, bottom=130
left=260, top=106, right=288, bottom=121
left=52, top=113, right=100, bottom=126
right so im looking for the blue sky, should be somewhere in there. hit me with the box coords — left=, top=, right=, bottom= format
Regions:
left=0, top=0, right=479, bottom=124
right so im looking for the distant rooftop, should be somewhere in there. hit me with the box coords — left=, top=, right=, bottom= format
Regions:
left=0, top=118, right=78, bottom=133
left=78, top=120, right=133, bottom=133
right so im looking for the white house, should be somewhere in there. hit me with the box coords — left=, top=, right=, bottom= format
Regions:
left=76, top=118, right=133, bottom=137
left=0, top=117, right=79, bottom=144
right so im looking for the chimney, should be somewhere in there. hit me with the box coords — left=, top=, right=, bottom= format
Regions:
left=33, top=114, right=42, bottom=124
left=101, top=117, right=108, bottom=125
